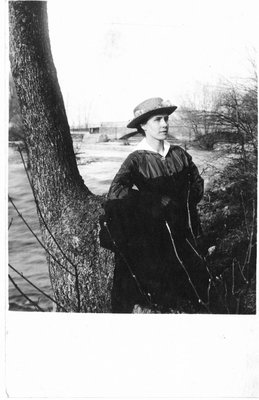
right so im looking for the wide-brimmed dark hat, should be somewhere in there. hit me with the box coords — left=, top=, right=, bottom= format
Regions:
left=127, top=97, right=177, bottom=129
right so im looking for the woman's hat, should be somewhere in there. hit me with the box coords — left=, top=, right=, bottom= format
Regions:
left=127, top=97, right=177, bottom=129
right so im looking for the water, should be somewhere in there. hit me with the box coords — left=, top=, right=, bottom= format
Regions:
left=8, top=134, right=220, bottom=311
left=8, top=135, right=142, bottom=311
left=8, top=146, right=52, bottom=311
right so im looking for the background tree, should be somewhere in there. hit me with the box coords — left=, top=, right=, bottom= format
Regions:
left=214, top=78, right=258, bottom=168
left=179, top=75, right=257, bottom=155
left=9, top=1, right=114, bottom=312
left=179, top=87, right=222, bottom=150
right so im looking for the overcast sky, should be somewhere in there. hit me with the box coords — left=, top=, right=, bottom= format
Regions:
left=47, top=0, right=257, bottom=126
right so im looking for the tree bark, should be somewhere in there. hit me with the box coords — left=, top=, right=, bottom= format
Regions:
left=9, top=1, right=114, bottom=312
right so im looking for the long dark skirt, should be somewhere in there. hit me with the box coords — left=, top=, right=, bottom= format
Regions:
left=111, top=226, right=210, bottom=313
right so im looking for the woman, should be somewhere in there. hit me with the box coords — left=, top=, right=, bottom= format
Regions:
left=103, top=97, right=209, bottom=313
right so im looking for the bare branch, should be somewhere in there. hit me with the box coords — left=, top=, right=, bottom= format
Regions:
left=165, top=221, right=210, bottom=312
left=9, top=274, right=45, bottom=311
left=240, top=191, right=249, bottom=238
left=8, top=218, right=13, bottom=230
left=9, top=263, right=68, bottom=312
left=8, top=196, right=76, bottom=277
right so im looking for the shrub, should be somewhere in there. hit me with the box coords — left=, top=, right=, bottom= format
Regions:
left=198, top=154, right=256, bottom=313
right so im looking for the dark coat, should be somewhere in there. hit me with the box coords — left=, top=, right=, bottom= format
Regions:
left=104, top=145, right=209, bottom=312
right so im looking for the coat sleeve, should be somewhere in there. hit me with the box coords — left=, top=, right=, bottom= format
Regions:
left=185, top=151, right=204, bottom=205
left=104, top=153, right=162, bottom=248
left=107, top=153, right=163, bottom=217
left=107, top=154, right=137, bottom=201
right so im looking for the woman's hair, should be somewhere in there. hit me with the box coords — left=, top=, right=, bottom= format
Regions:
left=137, top=112, right=169, bottom=136
left=137, top=118, right=148, bottom=136
left=137, top=126, right=145, bottom=136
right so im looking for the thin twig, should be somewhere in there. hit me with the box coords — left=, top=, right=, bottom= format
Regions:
left=8, top=218, right=13, bottom=230
left=74, top=268, right=81, bottom=312
left=185, top=238, right=204, bottom=261
left=8, top=196, right=76, bottom=277
left=224, top=280, right=229, bottom=313
left=232, top=259, right=235, bottom=295
left=247, top=200, right=256, bottom=266
left=9, top=274, right=45, bottom=311
left=207, top=278, right=211, bottom=308
left=242, top=200, right=256, bottom=273
left=210, top=274, right=230, bottom=314
left=237, top=260, right=249, bottom=284
left=9, top=263, right=68, bottom=312
left=186, top=180, right=197, bottom=247
left=165, top=221, right=210, bottom=312
left=240, top=191, right=249, bottom=237
left=242, top=248, right=249, bottom=271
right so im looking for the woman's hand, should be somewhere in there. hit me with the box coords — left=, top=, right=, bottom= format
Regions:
left=151, top=196, right=172, bottom=218
left=160, top=195, right=171, bottom=207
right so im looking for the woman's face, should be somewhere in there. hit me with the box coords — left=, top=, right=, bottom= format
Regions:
left=141, top=113, right=169, bottom=141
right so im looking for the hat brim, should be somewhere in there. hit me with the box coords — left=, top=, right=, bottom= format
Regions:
left=127, top=105, right=177, bottom=129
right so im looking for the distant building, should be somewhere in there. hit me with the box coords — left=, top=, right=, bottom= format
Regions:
left=71, top=114, right=197, bottom=143
left=88, top=124, right=100, bottom=134
left=99, top=121, right=135, bottom=140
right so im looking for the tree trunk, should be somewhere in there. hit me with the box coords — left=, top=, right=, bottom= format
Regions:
left=9, top=1, right=114, bottom=312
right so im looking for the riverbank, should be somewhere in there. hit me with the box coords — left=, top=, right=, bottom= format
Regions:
left=9, top=135, right=255, bottom=312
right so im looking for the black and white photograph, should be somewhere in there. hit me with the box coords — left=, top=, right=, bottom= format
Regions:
left=3, top=0, right=259, bottom=398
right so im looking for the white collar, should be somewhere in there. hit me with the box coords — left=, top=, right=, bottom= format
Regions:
left=135, top=137, right=170, bottom=157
